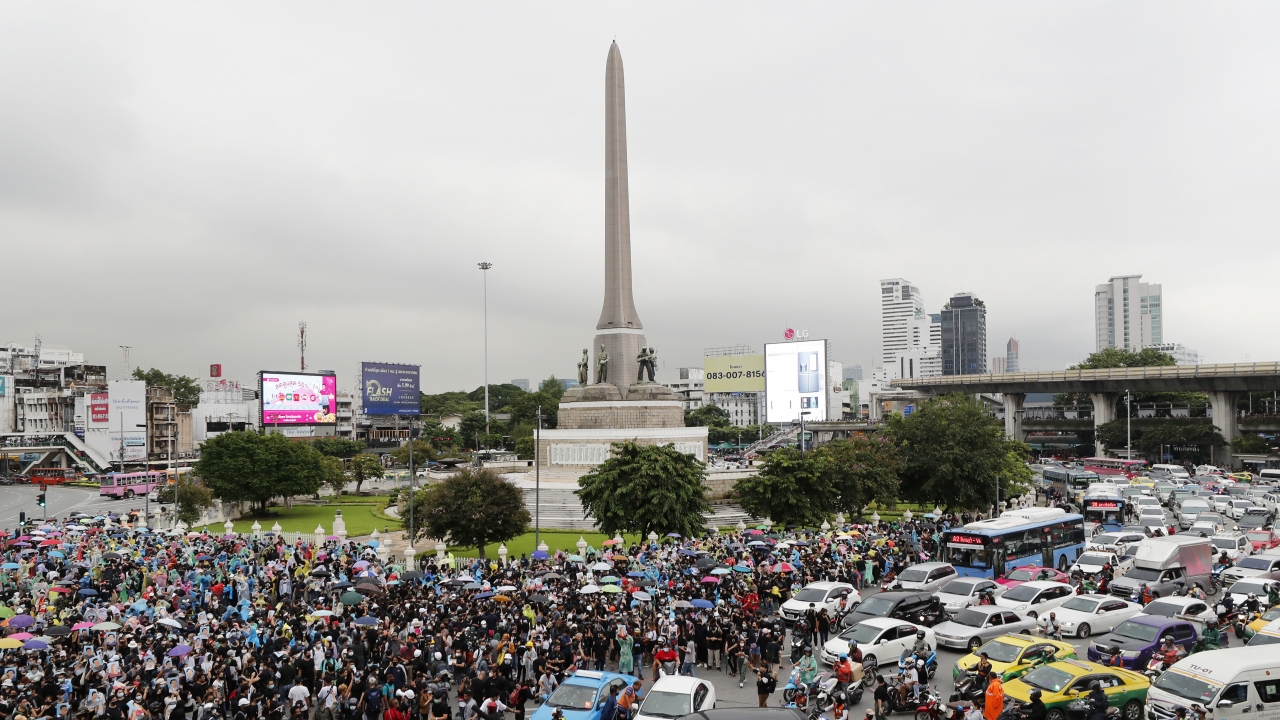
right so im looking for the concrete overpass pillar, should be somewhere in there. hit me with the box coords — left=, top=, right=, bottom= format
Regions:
left=1208, top=391, right=1240, bottom=470
left=1090, top=392, right=1119, bottom=455
left=1003, top=393, right=1026, bottom=442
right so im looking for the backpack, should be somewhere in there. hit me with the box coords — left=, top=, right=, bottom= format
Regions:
left=508, top=688, right=521, bottom=707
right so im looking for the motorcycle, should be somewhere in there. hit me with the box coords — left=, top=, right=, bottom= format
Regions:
left=950, top=669, right=986, bottom=703
left=782, top=667, right=804, bottom=705
left=898, top=650, right=939, bottom=681
left=658, top=659, right=678, bottom=678
left=912, top=686, right=960, bottom=720
left=1064, top=699, right=1121, bottom=720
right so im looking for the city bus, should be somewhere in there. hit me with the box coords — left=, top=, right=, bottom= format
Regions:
left=99, top=471, right=164, bottom=499
left=1081, top=457, right=1148, bottom=478
left=29, top=468, right=76, bottom=485
left=1081, top=486, right=1125, bottom=533
left=941, top=507, right=1087, bottom=579
left=1042, top=466, right=1099, bottom=504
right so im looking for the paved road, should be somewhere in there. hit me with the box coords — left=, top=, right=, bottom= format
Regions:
left=0, top=483, right=169, bottom=527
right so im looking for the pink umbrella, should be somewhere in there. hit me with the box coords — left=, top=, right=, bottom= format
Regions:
left=745, top=529, right=763, bottom=535
left=700, top=576, right=719, bottom=584
left=8, top=633, right=32, bottom=641
left=38, top=540, right=60, bottom=547
left=71, top=622, right=95, bottom=630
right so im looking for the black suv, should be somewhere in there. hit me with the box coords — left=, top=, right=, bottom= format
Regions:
left=840, top=590, right=945, bottom=628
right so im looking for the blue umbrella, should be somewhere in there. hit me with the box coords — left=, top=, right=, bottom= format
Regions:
left=733, top=565, right=753, bottom=573
left=626, top=571, right=644, bottom=578
left=474, top=591, right=494, bottom=600
left=196, top=555, right=213, bottom=562
left=366, top=540, right=381, bottom=548
left=77, top=589, right=98, bottom=596
left=353, top=616, right=379, bottom=626
left=21, top=639, right=46, bottom=650
left=48, top=551, right=64, bottom=558
left=690, top=599, right=714, bottom=609
left=531, top=550, right=549, bottom=560
left=677, top=549, right=697, bottom=557
left=0, top=564, right=18, bottom=570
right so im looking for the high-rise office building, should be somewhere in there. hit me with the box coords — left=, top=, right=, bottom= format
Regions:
left=880, top=279, right=924, bottom=366
left=880, top=279, right=941, bottom=379
left=1006, top=337, right=1020, bottom=373
left=991, top=357, right=1006, bottom=374
left=842, top=365, right=863, bottom=382
left=1095, top=275, right=1162, bottom=351
left=940, top=292, right=987, bottom=376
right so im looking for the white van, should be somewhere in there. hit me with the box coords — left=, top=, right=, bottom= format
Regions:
left=1152, top=464, right=1192, bottom=480
left=1259, top=468, right=1280, bottom=484
left=1147, top=647, right=1280, bottom=720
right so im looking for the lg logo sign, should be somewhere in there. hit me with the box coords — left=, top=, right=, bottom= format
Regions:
left=783, top=328, right=810, bottom=340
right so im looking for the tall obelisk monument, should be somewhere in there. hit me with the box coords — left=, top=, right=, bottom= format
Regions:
left=594, top=41, right=646, bottom=393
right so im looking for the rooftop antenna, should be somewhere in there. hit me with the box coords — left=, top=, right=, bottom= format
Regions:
left=119, top=345, right=132, bottom=380
left=31, top=334, right=41, bottom=373
left=298, top=321, right=307, bottom=372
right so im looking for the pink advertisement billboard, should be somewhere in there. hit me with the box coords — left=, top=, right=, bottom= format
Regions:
left=260, top=372, right=337, bottom=425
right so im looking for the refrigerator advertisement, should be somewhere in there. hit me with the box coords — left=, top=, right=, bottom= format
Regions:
left=764, top=339, right=827, bottom=423
left=260, top=372, right=337, bottom=425
left=108, top=380, right=148, bottom=462
left=361, top=362, right=421, bottom=416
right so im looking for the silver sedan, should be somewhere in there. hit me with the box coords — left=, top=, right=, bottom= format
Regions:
left=929, top=606, right=1038, bottom=653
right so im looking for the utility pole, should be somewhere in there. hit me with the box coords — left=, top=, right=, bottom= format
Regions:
left=407, top=414, right=415, bottom=546
left=478, top=262, right=492, bottom=437
left=1126, top=389, right=1132, bottom=461
left=298, top=321, right=307, bottom=372
left=535, top=405, right=542, bottom=547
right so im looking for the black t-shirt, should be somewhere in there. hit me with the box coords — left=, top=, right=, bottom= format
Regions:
left=874, top=686, right=891, bottom=706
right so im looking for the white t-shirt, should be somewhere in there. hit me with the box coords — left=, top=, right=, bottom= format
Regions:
left=287, top=685, right=311, bottom=708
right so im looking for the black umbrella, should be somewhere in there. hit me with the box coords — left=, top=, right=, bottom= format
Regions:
left=541, top=573, right=563, bottom=581
left=332, top=581, right=354, bottom=590
left=44, top=626, right=71, bottom=637
left=310, top=568, right=331, bottom=578
left=442, top=579, right=468, bottom=587
left=401, top=571, right=424, bottom=580
left=103, top=553, right=123, bottom=561
left=695, top=557, right=717, bottom=570
left=528, top=594, right=550, bottom=604
left=354, top=583, right=383, bottom=596
left=638, top=579, right=657, bottom=587
left=463, top=582, right=483, bottom=590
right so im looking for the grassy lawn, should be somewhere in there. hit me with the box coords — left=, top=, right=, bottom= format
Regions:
left=194, top=501, right=399, bottom=537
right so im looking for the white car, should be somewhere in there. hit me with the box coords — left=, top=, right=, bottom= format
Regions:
left=934, top=577, right=1005, bottom=615
left=1229, top=499, right=1257, bottom=520
left=1088, top=532, right=1147, bottom=552
left=1212, top=495, right=1233, bottom=514
left=1050, top=594, right=1142, bottom=639
left=1225, top=577, right=1280, bottom=607
left=635, top=675, right=715, bottom=720
left=1069, top=550, right=1134, bottom=577
left=779, top=581, right=859, bottom=626
left=1134, top=595, right=1217, bottom=625
left=892, top=562, right=959, bottom=593
left=1186, top=514, right=1226, bottom=538
left=993, top=581, right=1076, bottom=619
left=1137, top=506, right=1166, bottom=525
left=1221, top=556, right=1280, bottom=589
left=820, top=617, right=934, bottom=671
left=1210, top=533, right=1253, bottom=563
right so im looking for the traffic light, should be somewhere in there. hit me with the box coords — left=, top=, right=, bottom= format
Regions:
left=36, top=493, right=45, bottom=507
left=18, top=512, right=24, bottom=524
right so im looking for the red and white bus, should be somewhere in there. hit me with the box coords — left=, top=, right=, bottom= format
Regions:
left=29, top=468, right=76, bottom=485
left=99, top=471, right=164, bottom=499
left=1081, top=457, right=1149, bottom=478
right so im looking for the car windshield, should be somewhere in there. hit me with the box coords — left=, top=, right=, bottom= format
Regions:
left=1237, top=557, right=1272, bottom=570
left=1212, top=538, right=1240, bottom=550
left=941, top=580, right=979, bottom=596
left=1092, top=534, right=1123, bottom=546
left=1231, top=580, right=1272, bottom=596
left=1111, top=621, right=1160, bottom=642
left=856, top=597, right=896, bottom=617
left=1141, top=600, right=1186, bottom=617
left=1248, top=531, right=1274, bottom=543
left=1125, top=568, right=1162, bottom=581
left=1002, top=585, right=1042, bottom=602
left=1077, top=553, right=1112, bottom=566
left=951, top=610, right=990, bottom=628
left=1019, top=666, right=1074, bottom=693
left=546, top=683, right=599, bottom=710
left=976, top=639, right=1023, bottom=663
left=638, top=691, right=690, bottom=718
left=1061, top=598, right=1099, bottom=613
left=1153, top=671, right=1221, bottom=704
left=793, top=587, right=828, bottom=602
left=898, top=568, right=930, bottom=582
left=1247, top=632, right=1280, bottom=646
left=1262, top=607, right=1280, bottom=622
left=1181, top=502, right=1209, bottom=513
left=839, top=623, right=885, bottom=644
left=1005, top=569, right=1039, bottom=582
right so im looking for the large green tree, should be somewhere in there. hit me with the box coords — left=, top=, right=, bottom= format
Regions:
left=409, top=468, right=530, bottom=558
left=733, top=447, right=832, bottom=527
left=686, top=405, right=730, bottom=428
left=196, top=431, right=327, bottom=513
left=1055, top=348, right=1201, bottom=409
left=1094, top=419, right=1227, bottom=458
left=467, top=383, right=527, bottom=410
left=1232, top=433, right=1272, bottom=454
left=155, top=476, right=216, bottom=525
left=885, top=394, right=1032, bottom=511
left=506, top=391, right=560, bottom=429
left=388, top=440, right=435, bottom=467
left=348, top=454, right=385, bottom=493
left=577, top=441, right=711, bottom=538
left=310, top=438, right=366, bottom=459
left=539, top=376, right=566, bottom=401
left=419, top=391, right=479, bottom=417
left=132, top=367, right=201, bottom=406
left=822, top=436, right=901, bottom=518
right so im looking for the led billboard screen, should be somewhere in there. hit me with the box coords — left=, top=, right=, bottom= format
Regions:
left=361, top=362, right=420, bottom=416
left=764, top=339, right=827, bottom=423
left=703, top=355, right=765, bottom=393
left=261, top=372, right=337, bottom=425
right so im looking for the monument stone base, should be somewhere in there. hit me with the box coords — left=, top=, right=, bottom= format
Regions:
left=536, top=425, right=709, bottom=469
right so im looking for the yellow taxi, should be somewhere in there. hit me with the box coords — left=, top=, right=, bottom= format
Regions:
left=1249, top=618, right=1280, bottom=645
left=1248, top=605, right=1280, bottom=633
left=1229, top=472, right=1254, bottom=483
left=1127, top=476, right=1156, bottom=489
left=952, top=633, right=1078, bottom=682
left=1004, top=659, right=1150, bottom=720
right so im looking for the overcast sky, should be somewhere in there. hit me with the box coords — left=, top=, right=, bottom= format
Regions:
left=4, top=4, right=1279, bottom=393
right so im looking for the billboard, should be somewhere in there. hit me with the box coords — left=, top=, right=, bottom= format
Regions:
left=764, top=339, right=827, bottom=423
left=108, top=380, right=148, bottom=462
left=703, top=355, right=765, bottom=393
left=88, top=393, right=110, bottom=427
left=361, top=362, right=420, bottom=416
left=261, top=372, right=337, bottom=425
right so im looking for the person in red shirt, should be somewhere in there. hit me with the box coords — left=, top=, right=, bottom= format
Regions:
left=653, top=640, right=679, bottom=678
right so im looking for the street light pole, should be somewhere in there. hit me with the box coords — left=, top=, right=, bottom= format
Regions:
left=478, top=262, right=493, bottom=438
left=1126, top=389, right=1132, bottom=460
left=535, top=405, right=542, bottom=547
left=408, top=414, right=415, bottom=545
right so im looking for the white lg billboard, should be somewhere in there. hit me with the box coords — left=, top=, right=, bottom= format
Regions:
left=764, top=339, right=827, bottom=424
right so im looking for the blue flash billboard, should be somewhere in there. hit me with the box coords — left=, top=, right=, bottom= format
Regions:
left=361, top=362, right=420, bottom=416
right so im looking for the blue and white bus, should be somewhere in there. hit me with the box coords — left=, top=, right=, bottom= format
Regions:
left=941, top=507, right=1087, bottom=579
left=1042, top=466, right=1100, bottom=505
